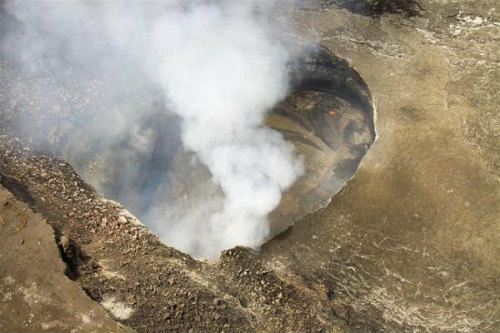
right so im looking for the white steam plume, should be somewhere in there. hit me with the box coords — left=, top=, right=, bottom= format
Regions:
left=2, top=1, right=303, bottom=258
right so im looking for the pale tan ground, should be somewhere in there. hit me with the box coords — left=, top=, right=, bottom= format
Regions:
left=261, top=1, right=500, bottom=331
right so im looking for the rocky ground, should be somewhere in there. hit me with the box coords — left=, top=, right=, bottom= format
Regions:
left=1, top=0, right=499, bottom=332
left=0, top=136, right=349, bottom=332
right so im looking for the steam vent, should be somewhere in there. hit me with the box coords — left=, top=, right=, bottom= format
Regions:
left=1, top=1, right=499, bottom=333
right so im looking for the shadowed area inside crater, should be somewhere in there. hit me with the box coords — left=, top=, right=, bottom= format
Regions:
left=266, top=46, right=375, bottom=235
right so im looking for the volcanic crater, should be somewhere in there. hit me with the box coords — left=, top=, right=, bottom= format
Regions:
left=62, top=46, right=376, bottom=245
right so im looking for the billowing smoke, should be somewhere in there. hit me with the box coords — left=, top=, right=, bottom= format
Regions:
left=2, top=1, right=303, bottom=257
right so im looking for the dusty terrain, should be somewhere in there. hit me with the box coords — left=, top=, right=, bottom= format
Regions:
left=1, top=0, right=499, bottom=332
left=262, top=1, right=500, bottom=331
